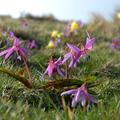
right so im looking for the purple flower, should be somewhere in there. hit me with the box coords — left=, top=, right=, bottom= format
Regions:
left=0, top=38, right=28, bottom=62
left=43, top=57, right=64, bottom=77
left=85, top=37, right=95, bottom=51
left=26, top=40, right=37, bottom=49
left=62, top=43, right=82, bottom=68
left=61, top=83, right=94, bottom=107
left=52, top=38, right=61, bottom=48
left=81, top=37, right=95, bottom=57
left=8, top=31, right=14, bottom=38
left=64, top=23, right=71, bottom=37
left=111, top=39, right=120, bottom=50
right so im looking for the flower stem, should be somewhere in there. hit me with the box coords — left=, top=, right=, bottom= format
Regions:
left=23, top=58, right=32, bottom=84
left=83, top=105, right=86, bottom=112
left=70, top=67, right=72, bottom=79
left=65, top=61, right=68, bottom=80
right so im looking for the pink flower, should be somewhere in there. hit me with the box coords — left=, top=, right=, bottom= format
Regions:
left=0, top=38, right=27, bottom=62
left=26, top=40, right=37, bottom=49
left=43, top=57, right=64, bottom=77
left=81, top=37, right=95, bottom=57
left=62, top=43, right=82, bottom=68
left=61, top=83, right=94, bottom=107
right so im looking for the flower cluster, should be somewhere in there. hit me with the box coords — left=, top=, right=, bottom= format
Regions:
left=42, top=23, right=95, bottom=108
left=44, top=36, right=95, bottom=78
left=0, top=32, right=38, bottom=61
left=47, top=30, right=62, bottom=48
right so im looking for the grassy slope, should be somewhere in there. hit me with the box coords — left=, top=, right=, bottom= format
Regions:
left=0, top=16, right=120, bottom=120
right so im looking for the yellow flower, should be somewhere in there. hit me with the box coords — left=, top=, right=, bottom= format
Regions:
left=117, top=12, right=120, bottom=19
left=51, top=31, right=58, bottom=38
left=47, top=41, right=55, bottom=48
left=57, top=33, right=63, bottom=38
left=70, top=22, right=78, bottom=32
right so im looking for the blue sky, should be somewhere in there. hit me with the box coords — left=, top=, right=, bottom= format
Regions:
left=0, top=0, right=120, bottom=22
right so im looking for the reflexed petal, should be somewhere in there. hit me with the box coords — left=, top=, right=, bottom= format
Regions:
left=21, top=47, right=27, bottom=53
left=69, top=55, right=74, bottom=68
left=13, top=38, right=20, bottom=46
left=74, top=89, right=82, bottom=102
left=43, top=63, right=54, bottom=77
left=0, top=49, right=10, bottom=57
left=71, top=89, right=82, bottom=107
left=61, top=89, right=77, bottom=96
left=18, top=48, right=27, bottom=61
left=72, top=54, right=81, bottom=67
left=47, top=65, right=54, bottom=77
left=62, top=52, right=71, bottom=63
left=43, top=68, right=48, bottom=77
left=67, top=43, right=81, bottom=53
left=5, top=48, right=14, bottom=60
left=72, top=95, right=79, bottom=107
left=55, top=57, right=62, bottom=65
left=81, top=94, right=86, bottom=107
left=85, top=37, right=95, bottom=50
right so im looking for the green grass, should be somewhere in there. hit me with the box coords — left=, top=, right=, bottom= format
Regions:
left=0, top=16, right=120, bottom=120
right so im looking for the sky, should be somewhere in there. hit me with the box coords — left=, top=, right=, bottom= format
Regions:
left=0, top=0, right=120, bottom=22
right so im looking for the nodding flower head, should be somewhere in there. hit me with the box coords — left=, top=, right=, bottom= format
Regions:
left=62, top=43, right=82, bottom=68
left=80, top=36, right=95, bottom=57
left=43, top=57, right=64, bottom=77
left=61, top=83, right=95, bottom=108
left=0, top=37, right=28, bottom=62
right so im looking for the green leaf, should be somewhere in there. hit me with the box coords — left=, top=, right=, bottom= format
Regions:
left=0, top=67, right=32, bottom=88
